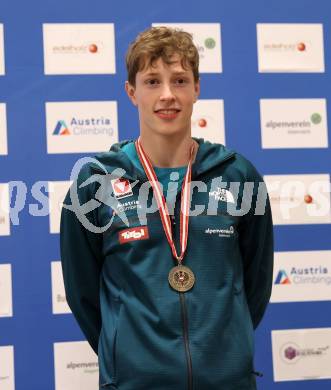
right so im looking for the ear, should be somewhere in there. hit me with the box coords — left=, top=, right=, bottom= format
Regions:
left=193, top=78, right=200, bottom=103
left=125, top=81, right=138, bottom=106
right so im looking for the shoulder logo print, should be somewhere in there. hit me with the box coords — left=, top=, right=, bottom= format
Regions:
left=209, top=188, right=235, bottom=203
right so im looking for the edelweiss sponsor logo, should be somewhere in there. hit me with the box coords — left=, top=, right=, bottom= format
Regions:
left=51, top=42, right=103, bottom=55
left=209, top=188, right=235, bottom=203
left=119, top=226, right=149, bottom=244
left=263, top=42, right=308, bottom=52
left=191, top=99, right=225, bottom=144
left=257, top=23, right=325, bottom=73
left=264, top=174, right=331, bottom=225
left=43, top=23, right=116, bottom=75
left=205, top=225, right=234, bottom=238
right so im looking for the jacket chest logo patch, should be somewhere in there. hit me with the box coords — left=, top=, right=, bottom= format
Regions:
left=119, top=226, right=149, bottom=244
left=111, top=178, right=133, bottom=199
left=209, top=188, right=235, bottom=203
left=205, top=225, right=235, bottom=238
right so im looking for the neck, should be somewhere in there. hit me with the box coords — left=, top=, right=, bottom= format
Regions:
left=139, top=133, right=196, bottom=168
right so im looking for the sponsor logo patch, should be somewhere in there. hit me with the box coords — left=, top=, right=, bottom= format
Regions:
left=119, top=226, right=149, bottom=244
left=205, top=225, right=235, bottom=238
left=111, top=178, right=133, bottom=199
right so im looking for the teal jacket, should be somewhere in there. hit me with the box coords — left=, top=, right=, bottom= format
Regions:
left=60, top=139, right=273, bottom=390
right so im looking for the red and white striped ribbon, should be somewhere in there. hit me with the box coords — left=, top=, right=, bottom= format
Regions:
left=135, top=138, right=194, bottom=263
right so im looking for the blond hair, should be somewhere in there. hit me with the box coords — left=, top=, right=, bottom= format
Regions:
left=126, top=26, right=199, bottom=86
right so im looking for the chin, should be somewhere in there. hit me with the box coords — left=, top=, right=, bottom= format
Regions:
left=157, top=127, right=189, bottom=138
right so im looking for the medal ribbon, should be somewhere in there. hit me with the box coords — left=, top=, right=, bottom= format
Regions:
left=135, top=138, right=194, bottom=264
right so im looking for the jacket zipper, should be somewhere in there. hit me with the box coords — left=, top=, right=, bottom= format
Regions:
left=171, top=214, right=193, bottom=390
left=179, top=292, right=193, bottom=390
left=169, top=153, right=235, bottom=390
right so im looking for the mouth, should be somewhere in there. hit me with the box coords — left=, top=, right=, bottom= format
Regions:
left=154, top=108, right=181, bottom=120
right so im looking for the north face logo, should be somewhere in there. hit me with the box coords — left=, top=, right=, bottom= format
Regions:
left=209, top=188, right=235, bottom=203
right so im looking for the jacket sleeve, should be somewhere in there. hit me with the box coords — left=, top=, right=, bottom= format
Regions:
left=238, top=164, right=274, bottom=329
left=60, top=165, right=104, bottom=354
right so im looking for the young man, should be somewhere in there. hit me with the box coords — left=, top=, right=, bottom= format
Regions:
left=60, top=27, right=273, bottom=390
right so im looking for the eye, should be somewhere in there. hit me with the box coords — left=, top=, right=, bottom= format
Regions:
left=174, top=78, right=188, bottom=86
left=145, top=79, right=160, bottom=86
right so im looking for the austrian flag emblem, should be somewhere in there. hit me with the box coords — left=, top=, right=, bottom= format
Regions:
left=111, top=178, right=133, bottom=199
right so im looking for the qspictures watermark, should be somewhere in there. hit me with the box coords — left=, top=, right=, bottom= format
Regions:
left=0, top=157, right=330, bottom=233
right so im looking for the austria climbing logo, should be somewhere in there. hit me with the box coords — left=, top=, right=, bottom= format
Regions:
left=274, top=266, right=331, bottom=286
left=274, top=270, right=291, bottom=285
left=53, top=120, right=70, bottom=135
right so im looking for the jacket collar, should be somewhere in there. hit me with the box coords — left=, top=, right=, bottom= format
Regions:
left=91, top=138, right=235, bottom=180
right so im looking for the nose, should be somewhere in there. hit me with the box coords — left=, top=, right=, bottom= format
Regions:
left=159, top=82, right=175, bottom=102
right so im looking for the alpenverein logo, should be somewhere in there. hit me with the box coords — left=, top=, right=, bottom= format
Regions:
left=265, top=112, right=322, bottom=133
left=311, top=112, right=322, bottom=124
left=204, top=37, right=216, bottom=49
left=205, top=225, right=234, bottom=238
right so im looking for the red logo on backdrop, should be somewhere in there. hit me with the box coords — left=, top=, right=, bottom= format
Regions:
left=89, top=44, right=98, bottom=53
left=111, top=178, right=133, bottom=199
left=119, top=226, right=149, bottom=244
left=297, top=42, right=306, bottom=52
left=304, top=194, right=313, bottom=204
left=198, top=118, right=207, bottom=127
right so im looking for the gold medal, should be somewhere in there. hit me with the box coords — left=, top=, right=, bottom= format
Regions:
left=168, top=265, right=195, bottom=292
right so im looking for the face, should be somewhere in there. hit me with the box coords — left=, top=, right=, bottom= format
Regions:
left=125, top=53, right=200, bottom=139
